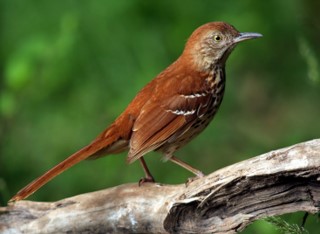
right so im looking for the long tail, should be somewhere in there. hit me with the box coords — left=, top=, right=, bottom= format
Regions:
left=9, top=127, right=121, bottom=202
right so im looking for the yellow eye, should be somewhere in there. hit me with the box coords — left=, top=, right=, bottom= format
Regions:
left=214, top=35, right=222, bottom=41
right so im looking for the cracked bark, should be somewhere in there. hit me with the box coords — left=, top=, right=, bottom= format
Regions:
left=1, top=139, right=320, bottom=233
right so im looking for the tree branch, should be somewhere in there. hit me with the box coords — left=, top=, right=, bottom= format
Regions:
left=1, top=139, right=320, bottom=233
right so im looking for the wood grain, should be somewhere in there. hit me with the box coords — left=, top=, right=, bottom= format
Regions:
left=1, top=139, right=320, bottom=233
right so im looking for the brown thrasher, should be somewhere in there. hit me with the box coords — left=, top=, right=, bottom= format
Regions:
left=10, top=22, right=261, bottom=202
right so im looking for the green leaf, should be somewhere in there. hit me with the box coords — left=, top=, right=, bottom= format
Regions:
left=264, top=216, right=309, bottom=234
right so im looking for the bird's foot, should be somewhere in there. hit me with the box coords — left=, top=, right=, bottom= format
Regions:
left=185, top=171, right=205, bottom=186
left=138, top=176, right=155, bottom=186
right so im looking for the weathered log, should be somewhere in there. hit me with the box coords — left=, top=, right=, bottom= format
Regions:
left=1, top=139, right=320, bottom=233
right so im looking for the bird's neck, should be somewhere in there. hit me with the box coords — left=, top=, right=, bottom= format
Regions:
left=181, top=49, right=225, bottom=73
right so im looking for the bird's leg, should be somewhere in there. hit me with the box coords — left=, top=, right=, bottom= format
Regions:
left=169, top=156, right=205, bottom=177
left=139, top=157, right=155, bottom=185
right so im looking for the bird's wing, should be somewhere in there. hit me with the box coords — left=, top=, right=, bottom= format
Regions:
left=127, top=90, right=211, bottom=163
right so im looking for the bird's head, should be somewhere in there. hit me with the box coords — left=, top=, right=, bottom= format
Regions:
left=183, top=22, right=262, bottom=71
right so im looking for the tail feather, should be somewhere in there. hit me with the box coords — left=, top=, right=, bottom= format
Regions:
left=9, top=132, right=119, bottom=202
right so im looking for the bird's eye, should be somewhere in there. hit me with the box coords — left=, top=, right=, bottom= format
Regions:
left=213, top=35, right=222, bottom=42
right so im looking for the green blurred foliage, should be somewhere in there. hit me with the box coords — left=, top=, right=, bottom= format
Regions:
left=0, top=0, right=319, bottom=233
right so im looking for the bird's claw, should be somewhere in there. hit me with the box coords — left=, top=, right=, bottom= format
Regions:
left=138, top=176, right=155, bottom=186
left=185, top=172, right=205, bottom=186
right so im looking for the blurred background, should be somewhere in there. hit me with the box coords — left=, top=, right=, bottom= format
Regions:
left=0, top=0, right=319, bottom=233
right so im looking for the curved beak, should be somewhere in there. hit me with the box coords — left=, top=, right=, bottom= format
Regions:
left=234, top=32, right=263, bottom=43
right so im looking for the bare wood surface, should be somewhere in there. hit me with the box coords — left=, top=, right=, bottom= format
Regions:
left=1, top=139, right=320, bottom=233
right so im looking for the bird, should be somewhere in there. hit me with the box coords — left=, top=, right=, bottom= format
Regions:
left=10, top=22, right=262, bottom=202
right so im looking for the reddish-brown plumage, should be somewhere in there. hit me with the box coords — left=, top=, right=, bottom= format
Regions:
left=10, top=22, right=261, bottom=202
